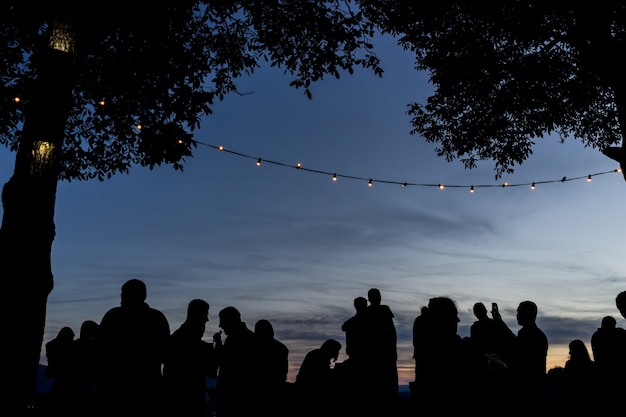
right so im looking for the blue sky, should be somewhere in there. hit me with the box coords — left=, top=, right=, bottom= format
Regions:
left=3, top=34, right=626, bottom=385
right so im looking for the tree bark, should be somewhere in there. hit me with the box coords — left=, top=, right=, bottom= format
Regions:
left=0, top=43, right=74, bottom=414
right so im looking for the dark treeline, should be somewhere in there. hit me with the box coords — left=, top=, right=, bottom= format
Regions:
left=35, top=281, right=626, bottom=416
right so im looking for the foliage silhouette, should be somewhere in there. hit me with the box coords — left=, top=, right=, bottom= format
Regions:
left=361, top=2, right=626, bottom=179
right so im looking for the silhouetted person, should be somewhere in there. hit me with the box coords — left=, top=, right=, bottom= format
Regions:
left=591, top=315, right=626, bottom=373
left=340, top=296, right=370, bottom=416
left=254, top=319, right=289, bottom=417
left=365, top=288, right=399, bottom=413
left=95, top=279, right=171, bottom=417
left=72, top=320, right=100, bottom=415
left=341, top=296, right=369, bottom=363
left=411, top=297, right=475, bottom=412
left=45, top=326, right=76, bottom=417
left=163, top=299, right=217, bottom=417
left=295, top=339, right=342, bottom=417
left=545, top=366, right=566, bottom=410
left=468, top=302, right=513, bottom=398
left=411, top=304, right=429, bottom=396
left=592, top=314, right=626, bottom=411
left=213, top=306, right=258, bottom=417
left=494, top=300, right=548, bottom=411
left=560, top=339, right=597, bottom=411
left=470, top=302, right=511, bottom=364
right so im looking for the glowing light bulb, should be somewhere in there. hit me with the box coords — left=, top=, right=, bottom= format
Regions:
left=296, top=163, right=301, bottom=169
left=218, top=145, right=224, bottom=151
left=332, top=173, right=337, bottom=182
left=587, top=175, right=592, bottom=182
left=531, top=183, right=536, bottom=190
left=368, top=179, right=373, bottom=187
left=256, top=158, right=261, bottom=166
left=438, top=184, right=444, bottom=190
left=470, top=186, right=474, bottom=193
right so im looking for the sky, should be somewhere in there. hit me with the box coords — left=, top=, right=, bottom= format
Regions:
left=3, top=34, right=626, bottom=386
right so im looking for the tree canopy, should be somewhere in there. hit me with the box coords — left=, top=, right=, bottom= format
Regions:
left=0, top=1, right=382, bottom=181
left=361, top=1, right=626, bottom=178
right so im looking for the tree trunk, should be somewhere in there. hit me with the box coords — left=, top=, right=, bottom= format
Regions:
left=0, top=41, right=74, bottom=414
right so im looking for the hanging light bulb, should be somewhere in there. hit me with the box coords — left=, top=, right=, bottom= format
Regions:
left=587, top=175, right=592, bottom=182
left=531, top=183, right=536, bottom=190
left=332, top=173, right=337, bottom=182
left=256, top=158, right=262, bottom=166
left=470, top=185, right=474, bottom=193
left=368, top=179, right=373, bottom=187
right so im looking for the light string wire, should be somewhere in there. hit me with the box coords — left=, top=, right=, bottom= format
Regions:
left=196, top=140, right=622, bottom=191
left=10, top=97, right=622, bottom=189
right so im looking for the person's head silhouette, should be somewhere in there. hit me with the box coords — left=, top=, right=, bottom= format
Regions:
left=218, top=306, right=242, bottom=336
left=354, top=296, right=368, bottom=313
left=187, top=299, right=209, bottom=325
left=600, top=315, right=617, bottom=329
left=254, top=319, right=274, bottom=338
left=120, top=279, right=147, bottom=307
left=57, top=326, right=75, bottom=341
left=516, top=300, right=538, bottom=326
left=473, top=302, right=488, bottom=320
left=367, top=288, right=382, bottom=306
left=568, top=339, right=591, bottom=362
left=428, top=296, right=459, bottom=334
left=79, top=320, right=99, bottom=340
left=320, top=339, right=342, bottom=363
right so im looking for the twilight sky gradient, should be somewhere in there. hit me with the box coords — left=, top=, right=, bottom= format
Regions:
left=3, top=35, right=626, bottom=385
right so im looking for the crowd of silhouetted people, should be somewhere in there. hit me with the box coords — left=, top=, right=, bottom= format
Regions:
left=38, top=279, right=626, bottom=416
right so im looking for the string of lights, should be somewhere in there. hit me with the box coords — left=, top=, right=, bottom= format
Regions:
left=195, top=140, right=623, bottom=192
left=13, top=96, right=621, bottom=191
